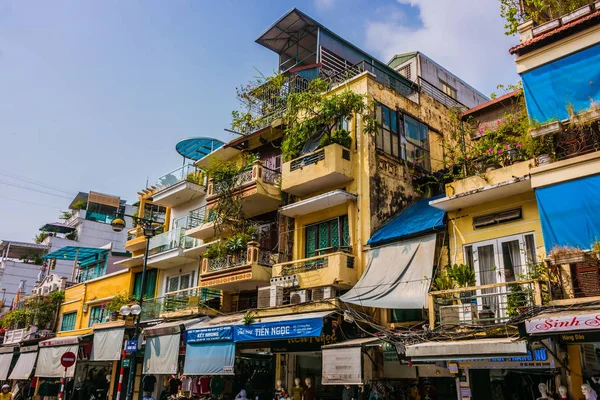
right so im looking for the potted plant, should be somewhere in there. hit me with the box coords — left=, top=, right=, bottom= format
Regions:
left=447, top=263, right=476, bottom=304
left=548, top=245, right=587, bottom=265
left=105, top=293, right=134, bottom=319
left=592, top=239, right=600, bottom=260
left=225, top=233, right=250, bottom=262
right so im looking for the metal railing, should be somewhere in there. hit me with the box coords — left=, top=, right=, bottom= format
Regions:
left=262, top=166, right=281, bottom=185
left=155, top=164, right=203, bottom=191
left=325, top=60, right=419, bottom=103
left=147, top=227, right=198, bottom=256
left=554, top=121, right=600, bottom=162
left=207, top=251, right=249, bottom=272
left=142, top=286, right=221, bottom=320
left=213, top=167, right=254, bottom=193
left=188, top=206, right=212, bottom=229
left=418, top=77, right=467, bottom=110
left=429, top=279, right=546, bottom=328
left=290, top=148, right=326, bottom=171
left=276, top=250, right=353, bottom=276
left=547, top=256, right=600, bottom=300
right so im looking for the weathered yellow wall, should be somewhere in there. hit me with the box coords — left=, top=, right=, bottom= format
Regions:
left=57, top=269, right=137, bottom=334
left=447, top=191, right=546, bottom=265
left=446, top=160, right=534, bottom=197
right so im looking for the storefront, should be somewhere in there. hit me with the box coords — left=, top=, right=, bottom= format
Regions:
left=525, top=309, right=600, bottom=399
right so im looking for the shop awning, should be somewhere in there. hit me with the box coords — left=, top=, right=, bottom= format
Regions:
left=367, top=196, right=445, bottom=246
left=9, top=351, right=37, bottom=380
left=36, top=335, right=87, bottom=378
left=322, top=337, right=382, bottom=349
left=143, top=317, right=205, bottom=337
left=535, top=174, right=600, bottom=252
left=340, top=234, right=437, bottom=309
left=143, top=333, right=180, bottom=375
left=0, top=350, right=14, bottom=380
left=279, top=190, right=357, bottom=217
left=91, top=327, right=125, bottom=361
left=233, top=311, right=333, bottom=342
left=405, top=338, right=527, bottom=362
left=322, top=337, right=382, bottom=385
left=184, top=341, right=235, bottom=376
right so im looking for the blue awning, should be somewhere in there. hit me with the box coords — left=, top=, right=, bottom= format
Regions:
left=234, top=311, right=332, bottom=342
left=367, top=196, right=446, bottom=246
left=535, top=174, right=600, bottom=252
left=184, top=341, right=235, bottom=376
left=176, top=137, right=225, bottom=161
left=42, top=246, right=109, bottom=264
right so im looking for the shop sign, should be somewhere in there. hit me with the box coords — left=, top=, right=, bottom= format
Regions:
left=270, top=329, right=337, bottom=352
left=186, top=326, right=233, bottom=343
left=234, top=317, right=323, bottom=342
left=525, top=312, right=600, bottom=334
left=322, top=347, right=362, bottom=385
left=456, top=349, right=555, bottom=370
left=125, top=340, right=138, bottom=353
left=122, top=358, right=130, bottom=368
left=557, top=331, right=600, bottom=343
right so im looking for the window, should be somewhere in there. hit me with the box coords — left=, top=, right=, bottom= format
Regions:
left=305, top=216, right=350, bottom=258
left=440, top=80, right=457, bottom=99
left=144, top=203, right=167, bottom=224
left=88, top=305, right=108, bottom=327
left=133, top=269, right=157, bottom=300
left=472, top=208, right=522, bottom=229
left=60, top=312, right=77, bottom=332
left=398, top=65, right=411, bottom=80
left=166, top=273, right=193, bottom=294
left=376, top=104, right=431, bottom=171
left=403, top=116, right=431, bottom=171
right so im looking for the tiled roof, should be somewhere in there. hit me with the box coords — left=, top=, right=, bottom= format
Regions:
left=460, top=90, right=520, bottom=118
left=509, top=9, right=600, bottom=55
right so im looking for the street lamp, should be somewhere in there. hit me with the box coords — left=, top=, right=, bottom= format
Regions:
left=111, top=213, right=159, bottom=400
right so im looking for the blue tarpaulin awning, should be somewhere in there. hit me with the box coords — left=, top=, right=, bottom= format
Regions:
left=184, top=341, right=235, bottom=376
left=535, top=174, right=600, bottom=252
left=367, top=196, right=446, bottom=247
left=42, top=246, right=109, bottom=265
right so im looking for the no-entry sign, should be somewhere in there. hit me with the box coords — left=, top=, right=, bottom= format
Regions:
left=60, top=352, right=76, bottom=368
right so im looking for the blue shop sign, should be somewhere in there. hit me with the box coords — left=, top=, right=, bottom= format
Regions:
left=234, top=317, right=324, bottom=342
left=125, top=340, right=138, bottom=353
left=186, top=326, right=233, bottom=343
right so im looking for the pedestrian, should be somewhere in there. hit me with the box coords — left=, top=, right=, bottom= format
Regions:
left=237, top=389, right=248, bottom=400
left=0, top=384, right=13, bottom=400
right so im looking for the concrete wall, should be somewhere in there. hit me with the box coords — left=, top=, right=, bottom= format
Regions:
left=0, top=260, right=44, bottom=306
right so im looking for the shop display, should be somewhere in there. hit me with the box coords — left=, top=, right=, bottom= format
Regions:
left=558, top=386, right=568, bottom=400
left=537, top=383, right=550, bottom=400
left=274, top=379, right=284, bottom=399
left=291, top=378, right=304, bottom=400
left=582, top=384, right=598, bottom=400
left=304, top=378, right=316, bottom=400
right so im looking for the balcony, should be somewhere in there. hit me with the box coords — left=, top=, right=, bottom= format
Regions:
left=272, top=251, right=357, bottom=289
left=183, top=206, right=226, bottom=241
left=152, top=164, right=205, bottom=208
left=430, top=160, right=534, bottom=212
left=125, top=227, right=147, bottom=253
left=428, top=279, right=546, bottom=329
left=146, top=227, right=202, bottom=269
left=547, top=255, right=600, bottom=306
left=281, top=144, right=353, bottom=196
left=199, top=242, right=278, bottom=291
left=142, top=286, right=221, bottom=320
left=206, top=161, right=281, bottom=218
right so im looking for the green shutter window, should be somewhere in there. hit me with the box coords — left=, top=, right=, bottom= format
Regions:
left=306, top=225, right=317, bottom=258
left=342, top=216, right=350, bottom=248
left=144, top=270, right=157, bottom=299
left=330, top=219, right=340, bottom=248
left=133, top=273, right=143, bottom=300
left=60, top=312, right=76, bottom=332
left=318, top=223, right=329, bottom=254
left=88, top=306, right=107, bottom=327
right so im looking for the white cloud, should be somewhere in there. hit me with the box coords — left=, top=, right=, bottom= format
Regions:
left=314, top=0, right=337, bottom=11
left=365, top=0, right=520, bottom=96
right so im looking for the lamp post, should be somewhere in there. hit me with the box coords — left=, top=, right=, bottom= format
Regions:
left=111, top=213, right=159, bottom=400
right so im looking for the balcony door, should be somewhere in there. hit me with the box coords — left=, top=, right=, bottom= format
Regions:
left=305, top=215, right=350, bottom=258
left=465, top=233, right=535, bottom=320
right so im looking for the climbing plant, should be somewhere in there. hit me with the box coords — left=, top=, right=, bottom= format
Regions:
left=0, top=291, right=65, bottom=330
left=499, top=0, right=590, bottom=35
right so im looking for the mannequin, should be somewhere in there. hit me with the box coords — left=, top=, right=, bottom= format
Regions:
left=291, top=378, right=303, bottom=400
left=582, top=384, right=598, bottom=400
left=275, top=380, right=284, bottom=400
left=537, top=383, right=550, bottom=400
left=304, top=378, right=316, bottom=400
left=558, top=386, right=568, bottom=400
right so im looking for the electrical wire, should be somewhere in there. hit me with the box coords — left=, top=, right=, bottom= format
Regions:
left=0, top=170, right=76, bottom=196
left=0, top=180, right=74, bottom=200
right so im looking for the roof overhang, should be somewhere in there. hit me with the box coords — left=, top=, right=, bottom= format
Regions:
left=176, top=137, right=224, bottom=161
left=279, top=190, right=357, bottom=217
left=0, top=240, right=49, bottom=258
left=39, top=222, right=76, bottom=234
left=255, top=8, right=319, bottom=57
left=406, top=338, right=528, bottom=361
left=429, top=176, right=531, bottom=212
left=114, top=254, right=144, bottom=268
left=195, top=146, right=241, bottom=170
left=42, top=246, right=109, bottom=262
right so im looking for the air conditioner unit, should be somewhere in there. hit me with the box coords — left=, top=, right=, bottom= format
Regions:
left=439, top=304, right=479, bottom=326
left=257, top=286, right=283, bottom=309
left=290, top=290, right=309, bottom=305
left=312, top=286, right=336, bottom=301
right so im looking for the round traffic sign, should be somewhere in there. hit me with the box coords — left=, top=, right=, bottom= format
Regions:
left=60, top=351, right=76, bottom=368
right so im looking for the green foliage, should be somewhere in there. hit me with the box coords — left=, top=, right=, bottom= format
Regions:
left=507, top=284, right=529, bottom=317
left=243, top=311, right=256, bottom=325
left=71, top=200, right=87, bottom=210
left=320, top=129, right=352, bottom=149
left=59, top=211, right=74, bottom=221
left=499, top=0, right=590, bottom=35
left=433, top=268, right=455, bottom=291
left=204, top=242, right=227, bottom=259
left=105, top=293, right=134, bottom=314
left=282, top=78, right=366, bottom=161
left=447, top=264, right=476, bottom=288
left=225, top=233, right=250, bottom=254
left=35, top=232, right=49, bottom=244
left=65, top=230, right=78, bottom=241
left=186, top=171, right=203, bottom=185
left=20, top=253, right=43, bottom=265
left=1, top=291, right=65, bottom=330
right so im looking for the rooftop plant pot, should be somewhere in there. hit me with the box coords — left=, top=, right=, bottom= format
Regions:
left=536, top=154, right=552, bottom=166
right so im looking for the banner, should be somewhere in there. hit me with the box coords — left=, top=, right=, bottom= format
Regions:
left=525, top=312, right=600, bottom=334
left=186, top=326, right=233, bottom=343
left=234, top=317, right=323, bottom=342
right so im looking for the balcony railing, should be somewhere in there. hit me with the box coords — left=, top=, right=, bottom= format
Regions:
left=418, top=77, right=467, bottom=110
left=155, top=164, right=203, bottom=191
left=142, top=286, right=221, bottom=320
left=147, top=227, right=198, bottom=256
left=547, top=256, right=600, bottom=301
left=325, top=60, right=419, bottom=103
left=428, top=279, right=546, bottom=329
left=276, top=249, right=354, bottom=276
left=208, top=161, right=281, bottom=197
left=203, top=244, right=280, bottom=275
left=554, top=120, right=600, bottom=162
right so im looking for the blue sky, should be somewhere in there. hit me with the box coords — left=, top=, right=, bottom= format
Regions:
left=0, top=0, right=519, bottom=242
